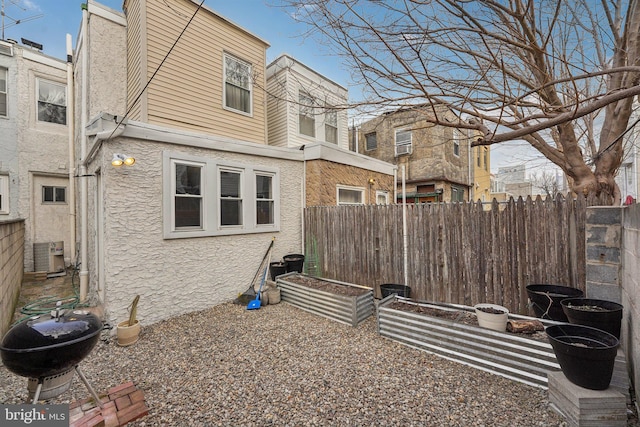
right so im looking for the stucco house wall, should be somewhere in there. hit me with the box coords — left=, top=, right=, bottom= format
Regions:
left=84, top=116, right=304, bottom=325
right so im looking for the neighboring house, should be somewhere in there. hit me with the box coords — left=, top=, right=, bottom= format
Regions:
left=0, top=39, right=72, bottom=274
left=72, top=0, right=395, bottom=326
left=495, top=164, right=533, bottom=200
left=617, top=106, right=640, bottom=204
left=357, top=106, right=471, bottom=203
left=266, top=54, right=348, bottom=150
left=472, top=144, right=491, bottom=203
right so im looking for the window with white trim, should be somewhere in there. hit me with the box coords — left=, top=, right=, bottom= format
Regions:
left=0, top=67, right=7, bottom=117
left=0, top=175, right=8, bottom=214
left=224, top=54, right=252, bottom=114
left=37, top=78, right=66, bottom=124
left=163, top=152, right=280, bottom=238
left=299, top=91, right=315, bottom=137
left=453, top=130, right=460, bottom=157
left=395, top=128, right=412, bottom=156
left=220, top=168, right=243, bottom=227
left=376, top=191, right=389, bottom=205
left=256, top=173, right=274, bottom=225
left=337, top=186, right=364, bottom=205
left=42, top=186, right=66, bottom=203
left=174, top=161, right=204, bottom=229
left=325, top=110, right=337, bottom=144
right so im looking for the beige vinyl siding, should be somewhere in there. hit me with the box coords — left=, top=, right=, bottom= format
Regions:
left=143, top=0, right=267, bottom=144
left=126, top=0, right=143, bottom=120
left=266, top=70, right=290, bottom=147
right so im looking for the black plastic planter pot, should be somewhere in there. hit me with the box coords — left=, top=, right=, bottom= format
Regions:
left=380, top=284, right=411, bottom=298
left=546, top=324, right=619, bottom=390
left=283, top=254, right=305, bottom=273
left=561, top=298, right=624, bottom=339
left=526, top=284, right=584, bottom=321
left=269, top=262, right=288, bottom=281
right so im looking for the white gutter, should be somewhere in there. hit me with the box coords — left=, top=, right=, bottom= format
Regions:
left=402, top=165, right=408, bottom=288
left=79, top=5, right=89, bottom=302
left=66, top=34, right=76, bottom=267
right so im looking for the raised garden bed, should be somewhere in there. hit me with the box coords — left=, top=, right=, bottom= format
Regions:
left=378, top=295, right=562, bottom=389
left=276, top=273, right=374, bottom=327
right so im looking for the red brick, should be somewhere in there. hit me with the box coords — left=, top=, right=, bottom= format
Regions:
left=86, top=414, right=105, bottom=427
left=102, top=401, right=116, bottom=411
left=71, top=410, right=101, bottom=427
left=107, top=382, right=135, bottom=395
left=117, top=401, right=149, bottom=425
left=108, top=385, right=137, bottom=400
left=114, top=395, right=132, bottom=411
left=103, top=411, right=119, bottom=427
left=129, top=389, right=145, bottom=403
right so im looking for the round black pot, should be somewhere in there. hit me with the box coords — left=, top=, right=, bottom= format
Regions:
left=561, top=298, right=623, bottom=339
left=526, top=284, right=584, bottom=321
left=380, top=284, right=411, bottom=298
left=546, top=324, right=619, bottom=390
left=269, top=261, right=288, bottom=281
left=283, top=254, right=305, bottom=273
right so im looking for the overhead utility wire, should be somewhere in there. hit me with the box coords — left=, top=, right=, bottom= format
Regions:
left=104, top=0, right=206, bottom=140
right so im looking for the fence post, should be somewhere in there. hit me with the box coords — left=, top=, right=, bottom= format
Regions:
left=585, top=206, right=623, bottom=303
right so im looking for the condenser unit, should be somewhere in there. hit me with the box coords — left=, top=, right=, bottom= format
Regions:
left=33, top=241, right=66, bottom=277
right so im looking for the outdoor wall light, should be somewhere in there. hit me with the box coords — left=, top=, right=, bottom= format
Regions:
left=111, top=153, right=135, bottom=167
left=368, top=178, right=376, bottom=185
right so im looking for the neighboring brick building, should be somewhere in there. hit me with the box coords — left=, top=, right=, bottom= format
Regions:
left=356, top=106, right=472, bottom=203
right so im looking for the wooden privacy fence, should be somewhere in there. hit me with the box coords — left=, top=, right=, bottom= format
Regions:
left=304, top=195, right=587, bottom=316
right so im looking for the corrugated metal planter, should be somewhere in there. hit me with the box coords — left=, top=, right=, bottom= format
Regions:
left=276, top=273, right=374, bottom=327
left=377, top=295, right=561, bottom=389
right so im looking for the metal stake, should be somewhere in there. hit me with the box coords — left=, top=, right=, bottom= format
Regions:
left=75, top=366, right=104, bottom=408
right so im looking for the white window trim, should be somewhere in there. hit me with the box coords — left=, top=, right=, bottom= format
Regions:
left=255, top=171, right=276, bottom=228
left=35, top=77, right=67, bottom=125
left=0, top=174, right=9, bottom=214
left=0, top=66, right=7, bottom=118
left=336, top=185, right=365, bottom=206
left=395, top=128, right=412, bottom=156
left=218, top=166, right=244, bottom=230
left=172, top=158, right=206, bottom=232
left=453, top=129, right=461, bottom=157
left=163, top=152, right=280, bottom=239
left=222, top=52, right=253, bottom=117
left=375, top=190, right=389, bottom=205
left=298, top=90, right=316, bottom=139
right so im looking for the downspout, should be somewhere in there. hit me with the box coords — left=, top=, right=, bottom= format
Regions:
left=66, top=34, right=76, bottom=267
left=79, top=4, right=89, bottom=302
left=468, top=132, right=473, bottom=202
left=402, top=165, right=408, bottom=288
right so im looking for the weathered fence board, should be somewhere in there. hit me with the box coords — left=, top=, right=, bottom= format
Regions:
left=304, top=196, right=587, bottom=316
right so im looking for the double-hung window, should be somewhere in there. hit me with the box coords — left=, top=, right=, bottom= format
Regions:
left=299, top=91, right=315, bottom=137
left=164, top=152, right=280, bottom=238
left=0, top=67, right=7, bottom=117
left=220, top=168, right=243, bottom=226
left=174, top=161, right=204, bottom=229
left=37, top=78, right=66, bottom=124
left=395, top=128, right=412, bottom=156
left=224, top=54, right=252, bottom=114
left=325, top=110, right=337, bottom=144
left=0, top=175, right=8, bottom=214
left=453, top=130, right=460, bottom=157
left=365, top=133, right=377, bottom=151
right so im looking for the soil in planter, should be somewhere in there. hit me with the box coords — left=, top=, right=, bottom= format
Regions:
left=565, top=304, right=609, bottom=312
left=476, top=306, right=507, bottom=315
left=281, top=274, right=369, bottom=297
left=388, top=301, right=548, bottom=342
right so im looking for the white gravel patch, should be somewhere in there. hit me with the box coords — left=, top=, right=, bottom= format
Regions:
left=1, top=302, right=568, bottom=426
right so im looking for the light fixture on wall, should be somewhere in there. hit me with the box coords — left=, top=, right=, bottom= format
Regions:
left=111, top=153, right=135, bottom=167
left=368, top=178, right=376, bottom=185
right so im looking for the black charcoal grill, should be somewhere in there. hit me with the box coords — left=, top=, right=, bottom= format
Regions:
left=0, top=308, right=104, bottom=404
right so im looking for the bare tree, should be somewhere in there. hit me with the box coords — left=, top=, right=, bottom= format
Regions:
left=279, top=0, right=640, bottom=205
left=531, top=170, right=563, bottom=198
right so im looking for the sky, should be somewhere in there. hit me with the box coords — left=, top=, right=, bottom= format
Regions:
left=1, top=0, right=553, bottom=175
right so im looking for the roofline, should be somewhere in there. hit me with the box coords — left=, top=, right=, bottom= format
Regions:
left=267, top=53, right=347, bottom=92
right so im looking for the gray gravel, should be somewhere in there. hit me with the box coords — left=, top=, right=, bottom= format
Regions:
left=1, top=301, right=568, bottom=426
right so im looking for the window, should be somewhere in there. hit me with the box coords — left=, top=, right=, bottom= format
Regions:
left=174, top=161, right=203, bottom=229
left=365, top=133, right=377, bottom=151
left=299, top=91, right=315, bottom=137
left=163, top=152, right=280, bottom=238
left=451, top=186, right=464, bottom=202
left=0, top=67, right=7, bottom=117
left=0, top=175, right=8, bottom=214
left=42, top=186, right=66, bottom=203
left=477, top=147, right=481, bottom=167
left=37, top=79, right=66, bottom=124
left=220, top=169, right=243, bottom=226
left=337, top=186, right=364, bottom=205
left=325, top=110, right=337, bottom=144
left=376, top=191, right=389, bottom=205
left=453, top=130, right=460, bottom=157
left=484, top=148, right=488, bottom=171
left=395, top=129, right=412, bottom=156
left=224, top=54, right=252, bottom=114
left=256, top=174, right=274, bottom=225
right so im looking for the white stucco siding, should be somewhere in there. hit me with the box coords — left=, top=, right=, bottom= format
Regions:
left=91, top=136, right=303, bottom=326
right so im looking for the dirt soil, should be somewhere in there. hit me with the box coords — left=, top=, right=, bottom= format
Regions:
left=280, top=274, right=370, bottom=297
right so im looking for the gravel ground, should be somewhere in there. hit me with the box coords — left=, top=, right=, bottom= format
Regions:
left=0, top=301, right=580, bottom=426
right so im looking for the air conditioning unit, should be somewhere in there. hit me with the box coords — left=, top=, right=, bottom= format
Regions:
left=396, top=144, right=412, bottom=156
left=0, top=40, right=14, bottom=57
left=33, top=241, right=66, bottom=277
